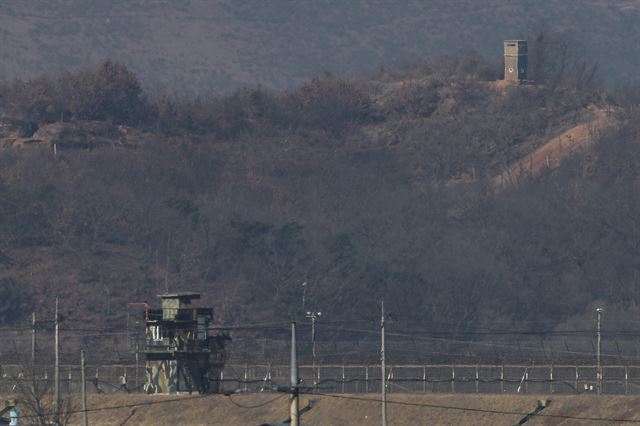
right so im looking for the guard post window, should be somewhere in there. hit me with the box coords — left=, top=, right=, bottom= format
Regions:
left=150, top=325, right=163, bottom=341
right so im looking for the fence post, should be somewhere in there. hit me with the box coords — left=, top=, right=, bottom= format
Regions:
left=341, top=365, right=345, bottom=394
left=355, top=368, right=359, bottom=393
left=525, top=370, right=528, bottom=394
left=244, top=364, right=248, bottom=393
left=423, top=366, right=426, bottom=394
left=625, top=366, right=629, bottom=395
left=475, top=365, right=479, bottom=394
left=550, top=365, right=554, bottom=394
left=451, top=366, right=455, bottom=394
left=500, top=365, right=504, bottom=393
left=575, top=366, right=578, bottom=393
left=220, top=370, right=224, bottom=394
left=365, top=366, right=369, bottom=393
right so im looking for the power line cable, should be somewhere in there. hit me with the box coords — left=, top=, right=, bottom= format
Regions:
left=225, top=393, right=286, bottom=409
left=15, top=393, right=213, bottom=420
left=301, top=391, right=640, bottom=423
left=320, top=324, right=640, bottom=361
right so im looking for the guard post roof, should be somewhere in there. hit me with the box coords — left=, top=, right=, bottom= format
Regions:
left=157, top=292, right=202, bottom=316
left=157, top=292, right=201, bottom=300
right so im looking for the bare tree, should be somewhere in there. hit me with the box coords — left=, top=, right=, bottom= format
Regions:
left=8, top=361, right=75, bottom=426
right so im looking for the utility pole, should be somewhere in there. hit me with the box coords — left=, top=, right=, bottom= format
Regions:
left=54, top=297, right=60, bottom=426
left=31, top=311, right=37, bottom=393
left=381, top=301, right=387, bottom=426
left=290, top=322, right=299, bottom=426
left=31, top=312, right=36, bottom=366
left=135, top=342, right=139, bottom=392
left=81, top=350, right=88, bottom=426
left=305, top=311, right=322, bottom=390
left=596, top=307, right=603, bottom=395
left=301, top=282, right=307, bottom=312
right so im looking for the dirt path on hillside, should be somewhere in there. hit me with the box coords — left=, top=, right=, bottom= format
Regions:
left=494, top=106, right=616, bottom=189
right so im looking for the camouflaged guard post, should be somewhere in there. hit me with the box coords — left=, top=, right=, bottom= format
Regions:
left=143, top=293, right=228, bottom=394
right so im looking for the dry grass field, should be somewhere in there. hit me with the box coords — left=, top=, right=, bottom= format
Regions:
left=47, top=393, right=640, bottom=425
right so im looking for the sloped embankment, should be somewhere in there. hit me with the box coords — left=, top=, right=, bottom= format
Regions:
left=62, top=393, right=640, bottom=425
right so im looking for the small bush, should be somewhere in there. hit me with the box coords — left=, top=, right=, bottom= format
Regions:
left=283, top=78, right=372, bottom=132
left=383, top=82, right=441, bottom=118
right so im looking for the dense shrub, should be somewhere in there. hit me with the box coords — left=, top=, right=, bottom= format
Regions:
left=0, top=180, right=56, bottom=247
left=282, top=78, right=372, bottom=132
left=0, top=279, right=29, bottom=324
left=62, top=60, right=145, bottom=123
left=382, top=82, right=441, bottom=118
left=0, top=61, right=145, bottom=125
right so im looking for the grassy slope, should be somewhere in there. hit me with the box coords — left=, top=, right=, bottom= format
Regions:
left=0, top=74, right=610, bottom=329
left=55, top=393, right=640, bottom=425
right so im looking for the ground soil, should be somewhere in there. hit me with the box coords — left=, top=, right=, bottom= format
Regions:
left=494, top=106, right=616, bottom=188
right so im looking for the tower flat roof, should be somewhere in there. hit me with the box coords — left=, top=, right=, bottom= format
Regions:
left=157, top=292, right=201, bottom=299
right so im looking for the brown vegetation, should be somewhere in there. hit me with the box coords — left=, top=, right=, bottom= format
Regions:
left=56, top=393, right=640, bottom=425
left=0, top=55, right=638, bottom=362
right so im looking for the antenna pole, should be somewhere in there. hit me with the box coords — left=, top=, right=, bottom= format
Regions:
left=311, top=315, right=317, bottom=390
left=596, top=307, right=603, bottom=395
left=54, top=297, right=60, bottom=425
left=381, top=301, right=387, bottom=426
left=305, top=310, right=322, bottom=391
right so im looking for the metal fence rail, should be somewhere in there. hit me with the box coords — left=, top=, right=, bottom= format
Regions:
left=220, top=364, right=640, bottom=395
left=0, top=364, right=141, bottom=395
left=3, top=363, right=639, bottom=395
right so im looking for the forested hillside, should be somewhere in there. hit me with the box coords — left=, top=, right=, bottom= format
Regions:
left=1, top=52, right=639, bottom=342
left=1, top=0, right=640, bottom=93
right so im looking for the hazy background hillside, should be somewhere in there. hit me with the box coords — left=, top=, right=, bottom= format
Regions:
left=0, top=53, right=633, bottom=356
left=3, top=1, right=640, bottom=363
left=1, top=0, right=640, bottom=94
